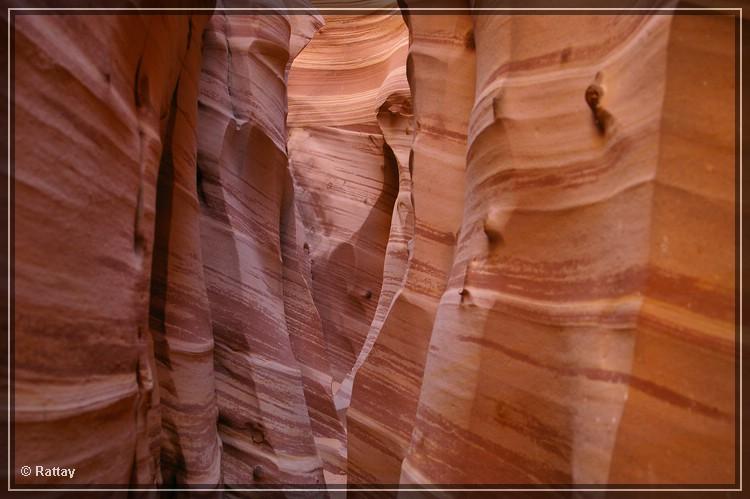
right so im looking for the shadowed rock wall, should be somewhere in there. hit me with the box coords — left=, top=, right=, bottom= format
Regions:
left=13, top=12, right=217, bottom=486
left=195, top=5, right=328, bottom=485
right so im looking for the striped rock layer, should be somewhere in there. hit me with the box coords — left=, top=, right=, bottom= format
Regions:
left=389, top=6, right=736, bottom=486
left=345, top=10, right=476, bottom=485
left=286, top=9, right=412, bottom=482
left=287, top=12, right=410, bottom=389
left=14, top=12, right=216, bottom=486
left=12, top=4, right=736, bottom=490
left=13, top=7, right=335, bottom=488
left=196, top=5, right=330, bottom=486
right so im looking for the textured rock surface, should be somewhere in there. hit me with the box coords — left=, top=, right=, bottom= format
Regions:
left=397, top=11, right=736, bottom=486
left=346, top=8, right=476, bottom=484
left=608, top=13, right=736, bottom=483
left=286, top=11, right=411, bottom=482
left=12, top=8, right=332, bottom=487
left=287, top=13, right=409, bottom=394
left=403, top=12, right=672, bottom=485
left=196, top=7, right=328, bottom=485
left=149, top=14, right=222, bottom=486
left=12, top=6, right=737, bottom=489
left=14, top=13, right=213, bottom=485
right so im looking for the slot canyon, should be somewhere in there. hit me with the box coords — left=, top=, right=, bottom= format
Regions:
left=10, top=0, right=738, bottom=491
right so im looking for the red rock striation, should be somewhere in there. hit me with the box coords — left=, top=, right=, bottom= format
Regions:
left=345, top=8, right=477, bottom=484
left=395, top=8, right=735, bottom=486
left=195, top=6, right=329, bottom=486
left=287, top=12, right=409, bottom=391
left=11, top=4, right=737, bottom=490
left=286, top=11, right=411, bottom=481
left=14, top=12, right=214, bottom=486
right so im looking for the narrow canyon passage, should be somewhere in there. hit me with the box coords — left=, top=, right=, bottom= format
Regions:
left=11, top=3, right=737, bottom=491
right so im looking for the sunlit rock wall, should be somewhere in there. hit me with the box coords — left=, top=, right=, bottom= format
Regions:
left=395, top=8, right=736, bottom=486
left=287, top=13, right=410, bottom=396
left=286, top=9, right=411, bottom=482
left=345, top=7, right=477, bottom=484
left=608, top=12, right=736, bottom=484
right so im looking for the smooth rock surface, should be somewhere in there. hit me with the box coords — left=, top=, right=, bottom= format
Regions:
left=14, top=12, right=213, bottom=486
left=346, top=7, right=477, bottom=485
left=196, top=7, right=326, bottom=485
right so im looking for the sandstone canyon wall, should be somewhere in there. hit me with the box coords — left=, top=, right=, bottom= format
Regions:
left=14, top=12, right=216, bottom=485
left=11, top=3, right=738, bottom=490
left=196, top=5, right=329, bottom=486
